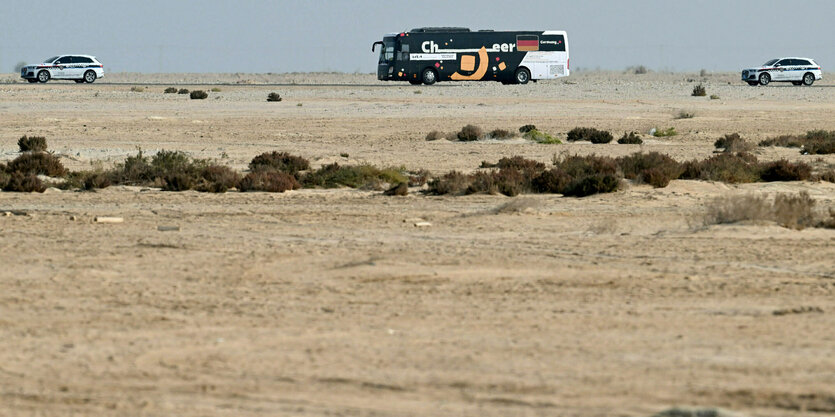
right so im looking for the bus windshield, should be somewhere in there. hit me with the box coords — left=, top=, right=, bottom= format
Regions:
left=379, top=39, right=396, bottom=63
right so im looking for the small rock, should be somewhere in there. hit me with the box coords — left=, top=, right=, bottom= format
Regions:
left=69, top=215, right=77, bottom=221
left=414, top=221, right=432, bottom=227
left=157, top=225, right=180, bottom=232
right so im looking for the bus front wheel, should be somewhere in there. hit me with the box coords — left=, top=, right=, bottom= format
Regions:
left=514, top=68, right=530, bottom=85
left=421, top=68, right=437, bottom=85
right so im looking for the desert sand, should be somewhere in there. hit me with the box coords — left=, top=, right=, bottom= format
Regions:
left=1, top=72, right=834, bottom=417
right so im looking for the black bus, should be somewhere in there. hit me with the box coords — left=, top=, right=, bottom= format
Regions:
left=372, top=27, right=569, bottom=85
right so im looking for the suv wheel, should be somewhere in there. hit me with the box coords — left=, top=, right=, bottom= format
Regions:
left=84, top=71, right=97, bottom=84
left=421, top=68, right=437, bottom=85
left=802, top=73, right=815, bottom=86
left=758, top=73, right=770, bottom=86
left=37, top=70, right=50, bottom=83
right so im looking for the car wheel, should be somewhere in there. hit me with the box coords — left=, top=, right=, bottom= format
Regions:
left=27, top=78, right=38, bottom=83
left=37, top=70, right=50, bottom=83
left=747, top=81, right=759, bottom=86
left=758, top=72, right=770, bottom=86
left=514, top=67, right=531, bottom=85
left=421, top=68, right=437, bottom=85
left=802, top=73, right=815, bottom=86
left=84, top=71, right=97, bottom=84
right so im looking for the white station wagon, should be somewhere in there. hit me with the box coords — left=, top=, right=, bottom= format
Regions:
left=742, top=57, right=822, bottom=86
left=20, top=55, right=104, bottom=84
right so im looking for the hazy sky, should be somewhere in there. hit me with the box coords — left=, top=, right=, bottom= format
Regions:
left=2, top=0, right=834, bottom=73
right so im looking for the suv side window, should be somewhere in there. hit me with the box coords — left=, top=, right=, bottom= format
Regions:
left=776, top=59, right=792, bottom=67
left=56, top=56, right=71, bottom=64
left=80, top=57, right=93, bottom=64
left=795, top=59, right=811, bottom=66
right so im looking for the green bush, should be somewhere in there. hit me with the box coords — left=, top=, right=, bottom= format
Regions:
left=653, top=127, right=677, bottom=137
left=190, top=90, right=208, bottom=100
left=302, top=163, right=406, bottom=189
left=692, top=84, right=706, bottom=97
left=523, top=129, right=561, bottom=144
left=6, top=152, right=67, bottom=176
left=18, top=135, right=48, bottom=152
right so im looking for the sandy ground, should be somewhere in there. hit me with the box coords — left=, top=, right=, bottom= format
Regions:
left=1, top=72, right=834, bottom=417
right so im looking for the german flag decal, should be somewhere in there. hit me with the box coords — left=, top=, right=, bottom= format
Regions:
left=517, top=35, right=539, bottom=52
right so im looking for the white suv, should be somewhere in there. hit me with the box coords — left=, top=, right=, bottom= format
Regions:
left=742, top=57, right=822, bottom=86
left=20, top=55, right=104, bottom=84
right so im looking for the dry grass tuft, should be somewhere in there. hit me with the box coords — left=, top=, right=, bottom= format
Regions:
left=18, top=135, right=48, bottom=152
left=2, top=172, right=46, bottom=192
left=705, top=192, right=820, bottom=230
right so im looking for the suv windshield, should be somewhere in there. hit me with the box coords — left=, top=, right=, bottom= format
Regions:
left=763, top=59, right=778, bottom=66
left=44, top=56, right=58, bottom=64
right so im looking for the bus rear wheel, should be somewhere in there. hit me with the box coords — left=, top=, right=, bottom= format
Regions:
left=514, top=67, right=530, bottom=85
left=421, top=68, right=437, bottom=85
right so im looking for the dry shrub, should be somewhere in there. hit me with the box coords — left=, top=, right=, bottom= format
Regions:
left=425, top=130, right=446, bottom=141
left=6, top=152, right=67, bottom=176
left=198, top=165, right=241, bottom=192
left=162, top=173, right=195, bottom=191
left=567, top=127, right=613, bottom=143
left=164, top=87, right=178, bottom=94
left=531, top=168, right=572, bottom=193
left=816, top=169, right=835, bottom=182
left=249, top=151, right=310, bottom=176
left=772, top=192, right=816, bottom=229
left=617, top=152, right=683, bottom=188
left=109, top=150, right=152, bottom=184
left=714, top=133, right=753, bottom=153
left=653, top=127, right=678, bottom=137
left=681, top=152, right=760, bottom=183
left=2, top=172, right=45, bottom=192
left=496, top=156, right=546, bottom=173
left=705, top=192, right=819, bottom=230
left=428, top=171, right=470, bottom=195
left=489, top=129, right=514, bottom=139
left=190, top=90, right=208, bottom=99
left=457, top=124, right=483, bottom=141
left=692, top=84, right=707, bottom=97
left=18, top=135, right=48, bottom=152
left=466, top=169, right=527, bottom=196
left=519, top=124, right=537, bottom=133
left=562, top=174, right=620, bottom=197
left=383, top=182, right=408, bottom=196
left=108, top=149, right=204, bottom=186
left=760, top=160, right=812, bottom=182
left=408, top=169, right=431, bottom=186
left=83, top=172, right=111, bottom=190
left=177, top=88, right=190, bottom=94
left=267, top=92, right=282, bottom=102
left=238, top=171, right=300, bottom=192
left=760, top=130, right=835, bottom=154
left=554, top=154, right=619, bottom=177
left=302, top=163, right=406, bottom=189
left=618, top=132, right=643, bottom=144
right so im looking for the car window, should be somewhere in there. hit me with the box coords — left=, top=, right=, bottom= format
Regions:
left=795, top=59, right=811, bottom=66
left=77, top=57, right=92, bottom=64
left=776, top=59, right=792, bottom=66
left=763, top=59, right=778, bottom=66
left=56, top=56, right=72, bottom=64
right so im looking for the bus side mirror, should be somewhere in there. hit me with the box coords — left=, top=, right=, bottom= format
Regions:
left=372, top=41, right=383, bottom=52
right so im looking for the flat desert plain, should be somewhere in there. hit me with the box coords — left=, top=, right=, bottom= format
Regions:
left=1, top=72, right=834, bottom=417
